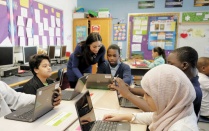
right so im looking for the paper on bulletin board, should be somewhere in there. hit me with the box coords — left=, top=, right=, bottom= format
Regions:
left=56, top=28, right=60, bottom=37
left=132, top=35, right=142, bottom=43
left=49, top=27, right=54, bottom=36
left=43, top=18, right=49, bottom=31
left=26, top=27, right=32, bottom=38
left=18, top=26, right=24, bottom=37
left=20, top=0, right=29, bottom=8
left=33, top=35, right=39, bottom=46
left=26, top=18, right=32, bottom=28
left=42, top=36, right=47, bottom=48
left=38, top=23, right=44, bottom=36
left=28, top=38, right=34, bottom=46
left=21, top=7, right=28, bottom=18
left=17, top=16, right=24, bottom=26
left=51, top=16, right=55, bottom=28
left=19, top=37, right=25, bottom=46
left=56, top=37, right=61, bottom=45
left=132, top=44, right=141, bottom=51
left=56, top=18, right=60, bottom=27
left=50, top=37, right=54, bottom=45
left=35, top=9, right=40, bottom=23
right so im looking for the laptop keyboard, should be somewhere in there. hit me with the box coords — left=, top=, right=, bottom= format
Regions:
left=94, top=120, right=117, bottom=131
left=61, top=90, right=73, bottom=100
left=17, top=109, right=34, bottom=120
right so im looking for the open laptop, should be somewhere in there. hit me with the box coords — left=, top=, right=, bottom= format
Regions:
left=117, top=92, right=138, bottom=108
left=4, top=81, right=60, bottom=122
left=61, top=75, right=87, bottom=101
left=86, top=74, right=113, bottom=90
left=75, top=90, right=131, bottom=131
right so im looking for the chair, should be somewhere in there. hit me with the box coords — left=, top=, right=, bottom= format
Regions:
left=58, top=68, right=70, bottom=90
left=199, top=116, right=209, bottom=123
left=13, top=86, right=24, bottom=92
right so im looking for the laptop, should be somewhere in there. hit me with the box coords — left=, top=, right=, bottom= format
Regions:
left=75, top=90, right=131, bottom=131
left=117, top=92, right=138, bottom=108
left=86, top=74, right=113, bottom=90
left=61, top=75, right=87, bottom=101
left=4, top=82, right=60, bottom=122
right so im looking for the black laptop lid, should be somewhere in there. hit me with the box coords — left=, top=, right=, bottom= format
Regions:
left=75, top=91, right=96, bottom=131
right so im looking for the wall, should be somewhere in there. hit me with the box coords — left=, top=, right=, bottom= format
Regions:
left=78, top=0, right=209, bottom=58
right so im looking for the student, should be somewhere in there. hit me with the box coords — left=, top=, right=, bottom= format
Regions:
left=141, top=46, right=166, bottom=68
left=67, top=32, right=105, bottom=88
left=23, top=54, right=55, bottom=95
left=0, top=81, right=61, bottom=117
left=103, top=65, right=198, bottom=131
left=197, top=57, right=209, bottom=117
left=167, top=46, right=202, bottom=117
left=97, top=44, right=132, bottom=85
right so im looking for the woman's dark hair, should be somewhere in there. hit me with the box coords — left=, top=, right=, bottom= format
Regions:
left=77, top=32, right=102, bottom=66
left=107, top=44, right=120, bottom=55
left=153, top=47, right=166, bottom=63
left=172, top=46, right=198, bottom=68
left=29, top=54, right=50, bottom=75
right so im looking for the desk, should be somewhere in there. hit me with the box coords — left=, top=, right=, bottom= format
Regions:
left=0, top=97, right=79, bottom=131
left=67, top=89, right=147, bottom=131
left=124, top=61, right=150, bottom=76
left=1, top=64, right=67, bottom=88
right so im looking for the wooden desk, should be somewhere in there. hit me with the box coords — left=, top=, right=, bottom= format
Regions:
left=1, top=64, right=67, bottom=88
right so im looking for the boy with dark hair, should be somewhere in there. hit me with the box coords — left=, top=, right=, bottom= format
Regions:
left=167, top=46, right=202, bottom=117
left=23, top=54, right=55, bottom=95
left=197, top=57, right=209, bottom=117
left=97, top=44, right=132, bottom=85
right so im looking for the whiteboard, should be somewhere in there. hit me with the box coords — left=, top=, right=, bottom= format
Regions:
left=177, top=24, right=209, bottom=57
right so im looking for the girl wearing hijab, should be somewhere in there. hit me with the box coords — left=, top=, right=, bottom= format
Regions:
left=103, top=64, right=198, bottom=131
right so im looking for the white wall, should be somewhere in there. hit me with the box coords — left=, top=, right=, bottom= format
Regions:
left=36, top=0, right=77, bottom=53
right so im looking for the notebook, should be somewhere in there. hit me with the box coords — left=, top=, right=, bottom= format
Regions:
left=61, top=75, right=87, bottom=101
left=75, top=90, right=131, bottom=131
left=86, top=74, right=113, bottom=90
left=4, top=82, right=60, bottom=122
left=117, top=92, right=138, bottom=108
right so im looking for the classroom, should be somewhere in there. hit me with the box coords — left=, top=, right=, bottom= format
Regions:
left=0, top=0, right=209, bottom=130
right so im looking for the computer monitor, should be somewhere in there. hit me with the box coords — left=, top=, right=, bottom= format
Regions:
left=60, top=45, right=66, bottom=58
left=23, top=46, right=37, bottom=64
left=47, top=46, right=55, bottom=59
left=0, top=46, right=14, bottom=68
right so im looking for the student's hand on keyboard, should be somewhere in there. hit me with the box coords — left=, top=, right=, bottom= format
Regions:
left=103, top=113, right=132, bottom=122
left=52, top=87, right=62, bottom=106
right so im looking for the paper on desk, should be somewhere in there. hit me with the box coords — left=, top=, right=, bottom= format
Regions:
left=46, top=112, right=72, bottom=126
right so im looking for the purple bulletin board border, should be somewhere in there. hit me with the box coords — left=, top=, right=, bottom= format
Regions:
left=128, top=14, right=179, bottom=60
left=0, top=0, right=10, bottom=44
left=33, top=1, right=63, bottom=46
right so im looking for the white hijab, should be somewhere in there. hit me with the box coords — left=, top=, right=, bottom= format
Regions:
left=141, top=64, right=196, bottom=131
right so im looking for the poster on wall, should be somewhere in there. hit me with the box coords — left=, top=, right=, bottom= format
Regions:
left=0, top=0, right=11, bottom=45
left=165, top=0, right=183, bottom=8
left=138, top=0, right=155, bottom=9
left=148, top=15, right=178, bottom=50
left=76, top=26, right=87, bottom=43
left=182, top=11, right=209, bottom=23
left=194, top=0, right=209, bottom=7
left=113, top=24, right=127, bottom=41
left=91, top=25, right=100, bottom=33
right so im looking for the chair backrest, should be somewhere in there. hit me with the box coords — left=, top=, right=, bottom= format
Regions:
left=59, top=70, right=70, bottom=90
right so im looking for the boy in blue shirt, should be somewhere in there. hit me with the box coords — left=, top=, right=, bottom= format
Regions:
left=97, top=44, right=132, bottom=85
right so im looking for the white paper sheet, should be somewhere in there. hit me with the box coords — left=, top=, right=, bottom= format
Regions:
left=21, top=7, right=28, bottom=17
left=18, top=26, right=25, bottom=37
left=42, top=36, right=47, bottom=48
left=17, top=16, right=24, bottom=26
left=43, top=18, right=49, bottom=31
left=56, top=18, right=60, bottom=27
left=56, top=37, right=61, bottom=45
left=33, top=35, right=39, bottom=46
left=51, top=15, right=55, bottom=28
left=35, top=9, right=40, bottom=23
left=132, top=44, right=141, bottom=51
left=132, top=35, right=142, bottom=43
left=28, top=38, right=34, bottom=46
left=56, top=28, right=60, bottom=37
left=26, top=18, right=32, bottom=28
left=49, top=27, right=54, bottom=37
left=50, top=37, right=54, bottom=45
left=26, top=28, right=32, bottom=38
left=19, top=37, right=26, bottom=46
left=38, top=23, right=44, bottom=36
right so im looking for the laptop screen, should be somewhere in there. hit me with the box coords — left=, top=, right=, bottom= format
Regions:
left=75, top=91, right=96, bottom=131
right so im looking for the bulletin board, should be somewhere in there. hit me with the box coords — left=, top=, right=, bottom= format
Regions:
left=12, top=0, right=34, bottom=46
left=0, top=0, right=11, bottom=45
left=12, top=0, right=63, bottom=47
left=178, top=11, right=209, bottom=57
left=127, top=13, right=179, bottom=60
left=33, top=1, right=63, bottom=48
